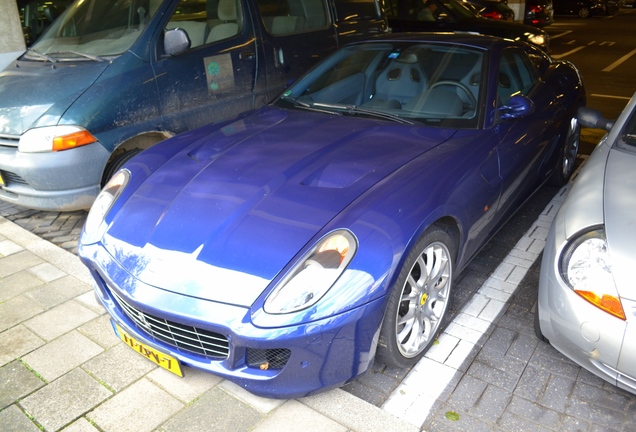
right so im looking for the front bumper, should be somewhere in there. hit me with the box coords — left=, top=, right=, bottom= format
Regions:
left=79, top=241, right=385, bottom=399
left=0, top=141, right=110, bottom=211
left=537, top=215, right=636, bottom=394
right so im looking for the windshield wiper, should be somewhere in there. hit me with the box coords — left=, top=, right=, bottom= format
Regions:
left=279, top=96, right=342, bottom=116
left=47, top=51, right=107, bottom=62
left=313, top=102, right=414, bottom=125
left=26, top=48, right=58, bottom=63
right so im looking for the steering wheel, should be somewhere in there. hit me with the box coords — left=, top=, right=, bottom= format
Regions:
left=429, top=80, right=477, bottom=113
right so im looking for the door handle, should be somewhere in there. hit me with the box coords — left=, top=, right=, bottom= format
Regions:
left=240, top=51, right=255, bottom=61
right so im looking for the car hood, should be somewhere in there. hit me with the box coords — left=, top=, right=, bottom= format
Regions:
left=103, top=108, right=456, bottom=307
left=0, top=59, right=109, bottom=136
left=604, top=147, right=636, bottom=301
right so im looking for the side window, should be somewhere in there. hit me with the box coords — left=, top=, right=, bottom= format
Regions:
left=498, top=48, right=538, bottom=105
left=334, top=0, right=382, bottom=20
left=166, top=0, right=243, bottom=48
left=256, top=0, right=330, bottom=36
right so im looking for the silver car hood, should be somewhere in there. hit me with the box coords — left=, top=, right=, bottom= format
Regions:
left=604, top=147, right=636, bottom=301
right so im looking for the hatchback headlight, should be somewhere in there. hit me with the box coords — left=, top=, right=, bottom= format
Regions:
left=559, top=227, right=625, bottom=320
left=84, top=169, right=129, bottom=236
left=19, top=125, right=98, bottom=153
left=526, top=33, right=546, bottom=48
left=265, top=230, right=357, bottom=314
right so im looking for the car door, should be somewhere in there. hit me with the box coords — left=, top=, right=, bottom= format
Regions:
left=152, top=0, right=266, bottom=134
left=495, top=47, right=559, bottom=214
left=253, top=0, right=338, bottom=101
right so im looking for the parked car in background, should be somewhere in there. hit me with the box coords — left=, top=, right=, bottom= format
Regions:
left=553, top=0, right=618, bottom=16
left=385, top=0, right=550, bottom=52
left=79, top=33, right=585, bottom=398
left=0, top=0, right=387, bottom=212
left=536, top=92, right=636, bottom=396
left=524, top=0, right=554, bottom=26
left=463, top=0, right=515, bottom=21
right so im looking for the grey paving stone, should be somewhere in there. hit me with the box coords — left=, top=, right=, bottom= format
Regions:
left=0, top=404, right=41, bottom=432
left=0, top=325, right=44, bottom=367
left=506, top=331, right=539, bottom=363
left=0, top=360, right=45, bottom=410
left=507, top=394, right=561, bottom=426
left=423, top=402, right=492, bottom=432
left=529, top=347, right=581, bottom=380
left=471, top=385, right=512, bottom=422
left=540, top=375, right=576, bottom=413
left=0, top=296, right=44, bottom=332
left=24, top=300, right=99, bottom=341
left=77, top=315, right=121, bottom=350
left=27, top=262, right=67, bottom=282
left=482, top=326, right=516, bottom=354
left=496, top=411, right=555, bottom=432
left=253, top=399, right=346, bottom=432
left=22, top=331, right=104, bottom=382
left=24, top=275, right=91, bottom=310
left=89, top=378, right=184, bottom=432
left=21, top=368, right=111, bottom=432
left=0, top=270, right=43, bottom=302
left=513, top=364, right=551, bottom=403
left=559, top=415, right=592, bottom=432
left=59, top=417, right=101, bottom=432
left=446, top=374, right=488, bottom=411
left=145, top=366, right=223, bottom=404
left=572, top=381, right=633, bottom=412
left=565, top=397, right=626, bottom=431
left=0, top=250, right=44, bottom=278
left=0, top=239, right=23, bottom=256
left=82, top=343, right=156, bottom=391
left=155, top=386, right=261, bottom=432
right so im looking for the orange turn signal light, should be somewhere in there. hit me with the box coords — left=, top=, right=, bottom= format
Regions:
left=52, top=130, right=98, bottom=151
left=575, top=290, right=626, bottom=320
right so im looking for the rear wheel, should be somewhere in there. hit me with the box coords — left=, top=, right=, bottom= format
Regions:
left=550, top=116, right=580, bottom=186
left=578, top=7, right=591, bottom=17
left=377, top=226, right=455, bottom=368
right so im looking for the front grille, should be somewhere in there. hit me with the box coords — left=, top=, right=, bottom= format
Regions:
left=111, top=290, right=229, bottom=360
left=0, top=170, right=28, bottom=186
left=0, top=134, right=19, bottom=148
left=246, top=348, right=291, bottom=370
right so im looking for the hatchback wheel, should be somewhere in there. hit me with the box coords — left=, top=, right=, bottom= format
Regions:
left=578, top=6, right=591, bottom=17
left=550, top=115, right=580, bottom=186
left=377, top=226, right=455, bottom=368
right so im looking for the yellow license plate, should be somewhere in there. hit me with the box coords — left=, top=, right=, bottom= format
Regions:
left=0, top=172, right=4, bottom=186
left=114, top=323, right=183, bottom=377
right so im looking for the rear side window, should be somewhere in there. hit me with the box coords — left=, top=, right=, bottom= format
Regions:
left=256, top=0, right=330, bottom=36
left=334, top=0, right=382, bottom=20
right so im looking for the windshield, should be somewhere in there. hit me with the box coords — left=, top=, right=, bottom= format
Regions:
left=27, top=0, right=160, bottom=59
left=384, top=0, right=477, bottom=20
left=275, top=42, right=484, bottom=128
left=618, top=105, right=636, bottom=149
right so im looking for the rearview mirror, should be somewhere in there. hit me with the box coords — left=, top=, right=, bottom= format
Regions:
left=163, top=28, right=190, bottom=57
left=577, top=106, right=614, bottom=131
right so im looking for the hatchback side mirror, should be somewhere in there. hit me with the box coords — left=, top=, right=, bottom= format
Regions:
left=499, top=94, right=535, bottom=119
left=163, top=28, right=190, bottom=57
left=576, top=106, right=614, bottom=131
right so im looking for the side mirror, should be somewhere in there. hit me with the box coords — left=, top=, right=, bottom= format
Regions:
left=499, top=94, right=535, bottom=119
left=163, top=28, right=190, bottom=57
left=576, top=106, right=614, bottom=131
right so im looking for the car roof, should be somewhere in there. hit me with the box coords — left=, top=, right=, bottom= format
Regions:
left=356, top=31, right=511, bottom=50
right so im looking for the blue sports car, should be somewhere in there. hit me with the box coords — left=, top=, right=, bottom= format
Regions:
left=79, top=33, right=585, bottom=398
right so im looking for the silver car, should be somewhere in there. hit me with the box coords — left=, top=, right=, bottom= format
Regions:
left=536, top=92, right=636, bottom=395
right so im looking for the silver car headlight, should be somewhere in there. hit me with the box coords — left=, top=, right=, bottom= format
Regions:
left=559, top=227, right=625, bottom=320
left=84, top=169, right=130, bottom=236
left=264, top=230, right=357, bottom=314
left=526, top=33, right=546, bottom=48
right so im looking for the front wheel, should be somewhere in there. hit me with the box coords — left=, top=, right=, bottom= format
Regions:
left=377, top=226, right=455, bottom=368
left=578, top=7, right=591, bottom=17
left=550, top=116, right=580, bottom=186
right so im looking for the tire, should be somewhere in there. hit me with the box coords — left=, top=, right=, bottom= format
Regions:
left=578, top=7, right=591, bottom=17
left=377, top=226, right=456, bottom=368
left=549, top=116, right=580, bottom=186
left=101, top=149, right=141, bottom=186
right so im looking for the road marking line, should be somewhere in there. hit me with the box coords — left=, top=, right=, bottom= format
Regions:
left=603, top=47, right=636, bottom=72
left=551, top=46, right=586, bottom=59
left=381, top=160, right=588, bottom=428
left=591, top=93, right=632, bottom=100
left=549, top=30, right=573, bottom=39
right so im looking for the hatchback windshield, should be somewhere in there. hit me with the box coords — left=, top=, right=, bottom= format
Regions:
left=27, top=0, right=158, bottom=60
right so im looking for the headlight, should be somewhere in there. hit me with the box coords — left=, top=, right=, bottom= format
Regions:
left=84, top=169, right=130, bottom=235
left=264, top=230, right=357, bottom=314
left=526, top=33, right=546, bottom=47
left=19, top=125, right=98, bottom=153
left=559, top=227, right=625, bottom=320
